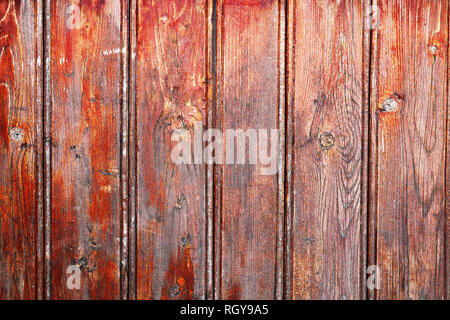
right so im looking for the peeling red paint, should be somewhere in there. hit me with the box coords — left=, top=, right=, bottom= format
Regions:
left=161, top=246, right=195, bottom=300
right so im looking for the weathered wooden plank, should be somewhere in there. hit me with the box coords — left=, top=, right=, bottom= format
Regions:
left=287, top=0, right=366, bottom=299
left=48, top=0, right=127, bottom=299
left=128, top=0, right=137, bottom=301
left=119, top=0, right=130, bottom=301
left=360, top=0, right=371, bottom=301
left=276, top=0, right=286, bottom=301
left=447, top=2, right=449, bottom=297
left=135, top=0, right=208, bottom=300
left=214, top=0, right=284, bottom=299
left=367, top=0, right=379, bottom=300
left=0, top=0, right=42, bottom=300
left=446, top=29, right=449, bottom=299
left=285, top=0, right=294, bottom=299
left=43, top=0, right=51, bottom=299
left=371, top=0, right=447, bottom=299
left=206, top=0, right=215, bottom=300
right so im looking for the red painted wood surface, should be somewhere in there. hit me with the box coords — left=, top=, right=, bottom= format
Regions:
left=0, top=0, right=42, bottom=300
left=0, top=0, right=448, bottom=300
left=214, top=0, right=285, bottom=300
left=287, top=0, right=367, bottom=299
left=48, top=0, right=127, bottom=299
left=370, top=0, right=448, bottom=299
left=135, top=0, right=208, bottom=300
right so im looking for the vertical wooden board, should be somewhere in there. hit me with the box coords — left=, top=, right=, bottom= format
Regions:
left=0, top=0, right=42, bottom=300
left=49, top=0, right=126, bottom=299
left=288, top=0, right=365, bottom=299
left=447, top=27, right=449, bottom=299
left=447, top=1, right=449, bottom=297
left=128, top=0, right=137, bottom=300
left=216, top=0, right=283, bottom=299
left=136, top=0, right=207, bottom=300
left=372, top=0, right=447, bottom=299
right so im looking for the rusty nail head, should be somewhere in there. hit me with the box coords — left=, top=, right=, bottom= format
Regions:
left=180, top=234, right=191, bottom=248
left=171, top=285, right=180, bottom=296
left=319, top=132, right=335, bottom=150
left=382, top=98, right=398, bottom=112
left=429, top=44, right=438, bottom=54
left=381, top=95, right=403, bottom=112
left=10, top=127, right=24, bottom=142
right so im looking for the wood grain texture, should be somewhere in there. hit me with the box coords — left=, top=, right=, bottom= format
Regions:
left=128, top=0, right=137, bottom=301
left=447, top=0, right=449, bottom=298
left=206, top=0, right=215, bottom=300
left=119, top=0, right=130, bottom=300
left=371, top=0, right=448, bottom=299
left=214, top=0, right=284, bottom=299
left=48, top=0, right=127, bottom=299
left=0, top=0, right=42, bottom=300
left=0, top=0, right=448, bottom=301
left=135, top=0, right=207, bottom=300
left=287, top=0, right=366, bottom=299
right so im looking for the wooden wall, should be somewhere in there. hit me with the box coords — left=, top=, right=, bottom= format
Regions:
left=0, top=0, right=448, bottom=300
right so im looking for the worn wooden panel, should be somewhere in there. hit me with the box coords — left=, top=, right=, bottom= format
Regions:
left=447, top=5, right=450, bottom=298
left=48, top=0, right=126, bottom=299
left=371, top=0, right=447, bottom=299
left=135, top=0, right=208, bottom=300
left=0, top=0, right=42, bottom=300
left=0, top=0, right=449, bottom=301
left=287, top=0, right=366, bottom=299
left=446, top=29, right=449, bottom=299
left=128, top=0, right=137, bottom=300
left=214, top=0, right=284, bottom=299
